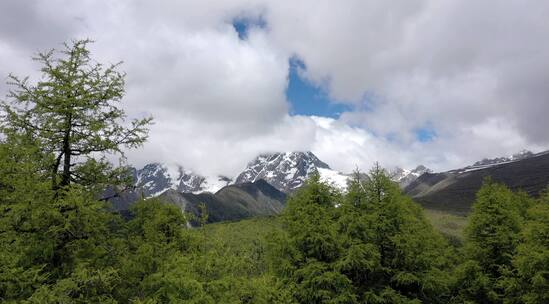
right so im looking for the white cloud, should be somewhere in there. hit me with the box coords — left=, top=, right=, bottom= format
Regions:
left=1, top=0, right=548, bottom=176
left=261, top=0, right=549, bottom=168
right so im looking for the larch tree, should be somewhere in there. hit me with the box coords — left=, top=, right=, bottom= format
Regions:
left=1, top=39, right=152, bottom=193
left=454, top=179, right=522, bottom=303
left=511, top=189, right=549, bottom=303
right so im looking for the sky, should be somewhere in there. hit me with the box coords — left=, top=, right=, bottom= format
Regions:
left=1, top=0, right=548, bottom=177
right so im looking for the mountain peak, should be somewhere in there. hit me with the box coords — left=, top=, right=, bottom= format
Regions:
left=252, top=151, right=331, bottom=169
left=390, top=165, right=431, bottom=188
left=463, top=150, right=535, bottom=172
left=133, top=164, right=232, bottom=197
left=412, top=165, right=430, bottom=173
left=235, top=151, right=343, bottom=192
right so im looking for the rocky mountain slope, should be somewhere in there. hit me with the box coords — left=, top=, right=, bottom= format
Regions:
left=110, top=151, right=436, bottom=223
left=132, top=163, right=232, bottom=197
left=390, top=165, right=431, bottom=188
left=109, top=151, right=350, bottom=222
left=405, top=150, right=549, bottom=215
left=157, top=179, right=286, bottom=225
left=111, top=148, right=549, bottom=221
left=235, top=152, right=349, bottom=192
left=128, top=151, right=349, bottom=198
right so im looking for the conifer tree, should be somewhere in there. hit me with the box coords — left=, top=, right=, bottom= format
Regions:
left=275, top=172, right=356, bottom=303
left=357, top=165, right=452, bottom=303
left=454, top=179, right=522, bottom=303
left=0, top=39, right=150, bottom=301
left=1, top=39, right=152, bottom=193
left=275, top=167, right=452, bottom=303
left=511, top=189, right=549, bottom=303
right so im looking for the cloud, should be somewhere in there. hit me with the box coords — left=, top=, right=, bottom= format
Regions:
left=263, top=0, right=549, bottom=154
left=1, top=0, right=548, bottom=176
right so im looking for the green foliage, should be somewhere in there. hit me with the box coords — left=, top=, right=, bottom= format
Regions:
left=454, top=180, right=523, bottom=303
left=0, top=181, right=125, bottom=302
left=274, top=166, right=454, bottom=303
left=511, top=195, right=549, bottom=303
left=0, top=39, right=150, bottom=302
left=465, top=181, right=521, bottom=270
left=118, top=204, right=291, bottom=303
left=1, top=39, right=151, bottom=193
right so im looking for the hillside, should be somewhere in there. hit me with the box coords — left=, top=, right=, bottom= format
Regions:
left=157, top=179, right=286, bottom=225
left=405, top=151, right=549, bottom=214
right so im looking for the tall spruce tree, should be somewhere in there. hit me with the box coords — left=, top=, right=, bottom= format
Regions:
left=356, top=165, right=452, bottom=303
left=0, top=39, right=151, bottom=302
left=511, top=189, right=549, bottom=303
left=454, top=180, right=522, bottom=303
left=1, top=39, right=152, bottom=193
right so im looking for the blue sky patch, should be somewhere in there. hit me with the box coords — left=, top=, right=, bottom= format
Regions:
left=286, top=58, right=351, bottom=118
left=415, top=125, right=437, bottom=142
left=232, top=16, right=266, bottom=40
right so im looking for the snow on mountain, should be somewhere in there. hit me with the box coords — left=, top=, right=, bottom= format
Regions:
left=473, top=150, right=534, bottom=167
left=452, top=150, right=535, bottom=173
left=125, top=148, right=546, bottom=209
left=404, top=149, right=549, bottom=214
left=234, top=152, right=349, bottom=192
left=390, top=151, right=535, bottom=188
left=134, top=163, right=173, bottom=197
left=133, top=163, right=232, bottom=197
left=390, top=165, right=432, bottom=188
left=318, top=167, right=349, bottom=190
left=137, top=151, right=449, bottom=197
left=200, top=175, right=233, bottom=193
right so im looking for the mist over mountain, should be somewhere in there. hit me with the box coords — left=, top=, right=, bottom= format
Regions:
left=108, top=151, right=346, bottom=219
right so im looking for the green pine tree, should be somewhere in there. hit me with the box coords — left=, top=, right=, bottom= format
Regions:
left=0, top=39, right=150, bottom=302
left=454, top=179, right=522, bottom=303
left=1, top=39, right=152, bottom=194
left=511, top=188, right=549, bottom=303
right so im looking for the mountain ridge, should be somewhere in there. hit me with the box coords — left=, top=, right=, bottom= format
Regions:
left=234, top=151, right=348, bottom=192
left=405, top=149, right=549, bottom=214
left=131, top=151, right=351, bottom=197
left=157, top=179, right=286, bottom=225
left=113, top=148, right=549, bottom=220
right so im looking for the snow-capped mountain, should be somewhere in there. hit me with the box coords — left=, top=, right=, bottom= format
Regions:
left=234, top=152, right=349, bottom=192
left=133, top=163, right=232, bottom=197
left=132, top=152, right=432, bottom=197
left=474, top=150, right=534, bottom=167
left=133, top=163, right=173, bottom=197
left=452, top=150, right=535, bottom=173
left=390, top=165, right=432, bottom=188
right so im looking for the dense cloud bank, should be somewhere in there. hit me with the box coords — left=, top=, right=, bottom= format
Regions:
left=1, top=0, right=547, bottom=176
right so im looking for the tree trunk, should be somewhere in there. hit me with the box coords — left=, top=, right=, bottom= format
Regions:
left=60, top=113, right=72, bottom=187
left=52, top=152, right=64, bottom=190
